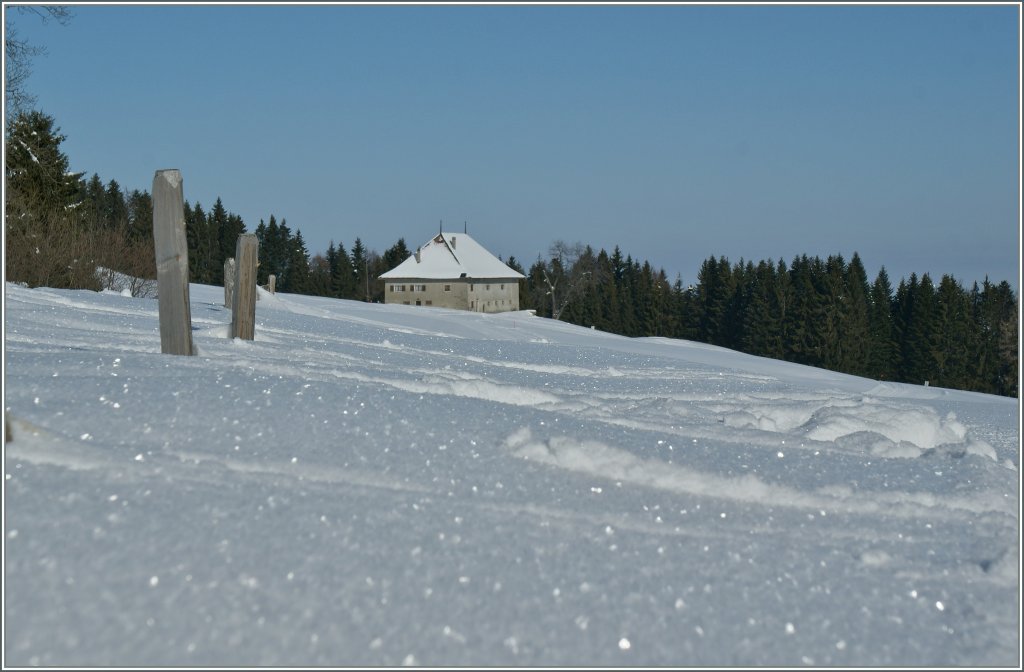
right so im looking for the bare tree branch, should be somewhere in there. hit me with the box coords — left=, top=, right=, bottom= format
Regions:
left=542, top=241, right=599, bottom=320
left=5, top=6, right=74, bottom=117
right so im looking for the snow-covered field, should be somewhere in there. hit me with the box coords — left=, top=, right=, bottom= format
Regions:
left=4, top=281, right=1020, bottom=667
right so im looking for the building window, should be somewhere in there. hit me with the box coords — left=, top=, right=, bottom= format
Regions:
left=469, top=285, right=474, bottom=292
left=391, top=284, right=405, bottom=292
left=425, top=300, right=432, bottom=306
left=486, top=284, right=491, bottom=290
left=500, top=284, right=505, bottom=290
left=415, top=300, right=422, bottom=306
left=444, top=284, right=451, bottom=292
left=403, top=301, right=410, bottom=305
left=412, top=284, right=426, bottom=292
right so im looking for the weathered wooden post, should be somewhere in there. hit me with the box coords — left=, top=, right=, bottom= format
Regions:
left=268, top=274, right=276, bottom=294
left=224, top=257, right=235, bottom=308
left=231, top=234, right=259, bottom=340
left=152, top=169, right=194, bottom=356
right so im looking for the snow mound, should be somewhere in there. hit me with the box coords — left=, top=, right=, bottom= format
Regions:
left=718, top=395, right=996, bottom=461
left=800, top=403, right=997, bottom=460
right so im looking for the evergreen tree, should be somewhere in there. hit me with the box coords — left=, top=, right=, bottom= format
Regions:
left=892, top=275, right=914, bottom=380
left=505, top=255, right=525, bottom=276
left=616, top=253, right=640, bottom=336
left=973, top=279, right=1019, bottom=396
left=5, top=110, right=80, bottom=222
left=839, top=252, right=871, bottom=376
left=213, top=198, right=245, bottom=283
left=4, top=110, right=92, bottom=289
left=771, top=258, right=791, bottom=359
left=932, top=274, right=974, bottom=389
left=382, top=238, right=410, bottom=270
left=650, top=268, right=675, bottom=337
left=80, top=173, right=106, bottom=230
left=671, top=274, right=698, bottom=341
left=125, top=189, right=152, bottom=242
left=898, top=273, right=939, bottom=385
left=332, top=240, right=357, bottom=299
left=350, top=237, right=368, bottom=301
left=695, top=256, right=723, bottom=344
left=724, top=259, right=752, bottom=350
left=525, top=258, right=550, bottom=316
left=206, top=198, right=229, bottom=285
left=631, top=260, right=656, bottom=335
left=785, top=255, right=826, bottom=367
left=104, top=179, right=128, bottom=230
left=258, top=215, right=284, bottom=285
left=592, top=249, right=622, bottom=333
left=817, top=254, right=847, bottom=371
left=307, top=253, right=332, bottom=297
left=325, top=242, right=340, bottom=297
left=995, top=286, right=1018, bottom=398
left=254, top=218, right=270, bottom=284
left=741, top=260, right=779, bottom=357
left=190, top=202, right=212, bottom=283
left=280, top=228, right=310, bottom=294
left=867, top=267, right=898, bottom=380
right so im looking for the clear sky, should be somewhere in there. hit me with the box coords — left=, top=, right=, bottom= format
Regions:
left=7, top=2, right=1021, bottom=291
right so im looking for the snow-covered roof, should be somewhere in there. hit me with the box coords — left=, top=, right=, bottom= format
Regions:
left=379, top=232, right=525, bottom=281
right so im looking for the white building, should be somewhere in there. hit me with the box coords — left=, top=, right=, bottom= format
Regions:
left=379, top=232, right=524, bottom=312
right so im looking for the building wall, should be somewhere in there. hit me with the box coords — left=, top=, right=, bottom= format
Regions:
left=384, top=278, right=519, bottom=312
left=466, top=279, right=520, bottom=313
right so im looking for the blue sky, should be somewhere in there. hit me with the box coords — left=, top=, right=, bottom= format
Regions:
left=7, top=3, right=1021, bottom=291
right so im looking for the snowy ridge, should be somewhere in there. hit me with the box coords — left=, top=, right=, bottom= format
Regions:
left=3, top=281, right=1019, bottom=667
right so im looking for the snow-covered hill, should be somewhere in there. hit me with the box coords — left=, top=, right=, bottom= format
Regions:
left=4, top=282, right=1019, bottom=667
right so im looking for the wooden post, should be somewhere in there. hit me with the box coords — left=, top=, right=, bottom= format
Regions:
left=224, top=257, right=235, bottom=308
left=152, top=169, right=194, bottom=356
left=268, top=274, right=276, bottom=294
left=231, top=234, right=258, bottom=340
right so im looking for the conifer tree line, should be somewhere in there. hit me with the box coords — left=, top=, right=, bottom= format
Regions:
left=5, top=110, right=157, bottom=294
left=5, top=109, right=1019, bottom=397
left=521, top=246, right=1018, bottom=398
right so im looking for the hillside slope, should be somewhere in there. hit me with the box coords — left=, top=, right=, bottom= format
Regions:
left=4, top=282, right=1019, bottom=666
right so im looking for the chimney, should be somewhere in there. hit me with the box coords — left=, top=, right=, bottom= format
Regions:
left=451, top=236, right=456, bottom=249
left=415, top=249, right=421, bottom=263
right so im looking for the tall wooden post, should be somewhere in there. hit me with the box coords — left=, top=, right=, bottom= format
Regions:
left=152, top=169, right=193, bottom=356
left=231, top=234, right=258, bottom=340
left=268, top=274, right=276, bottom=294
left=224, top=257, right=235, bottom=308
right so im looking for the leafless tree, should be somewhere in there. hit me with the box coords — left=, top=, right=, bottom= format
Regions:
left=5, top=6, right=72, bottom=117
left=542, top=240, right=600, bottom=320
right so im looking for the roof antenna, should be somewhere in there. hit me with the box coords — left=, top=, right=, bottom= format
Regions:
left=464, top=221, right=467, bottom=234
left=439, top=219, right=442, bottom=236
